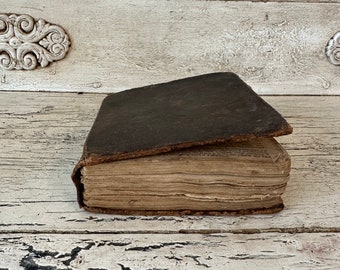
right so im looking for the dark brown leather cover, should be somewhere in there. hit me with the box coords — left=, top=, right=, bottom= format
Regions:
left=72, top=72, right=292, bottom=209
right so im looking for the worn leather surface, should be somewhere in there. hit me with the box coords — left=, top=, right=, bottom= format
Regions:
left=72, top=72, right=292, bottom=208
left=84, top=202, right=284, bottom=216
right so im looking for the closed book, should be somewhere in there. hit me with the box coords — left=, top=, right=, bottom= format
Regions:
left=72, top=72, right=292, bottom=215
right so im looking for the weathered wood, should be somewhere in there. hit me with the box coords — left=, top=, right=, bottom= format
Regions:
left=1, top=0, right=340, bottom=94
left=0, top=92, right=339, bottom=234
left=1, top=233, right=340, bottom=269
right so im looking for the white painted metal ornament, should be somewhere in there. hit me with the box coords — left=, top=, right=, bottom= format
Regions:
left=326, top=32, right=340, bottom=65
left=0, top=14, right=70, bottom=70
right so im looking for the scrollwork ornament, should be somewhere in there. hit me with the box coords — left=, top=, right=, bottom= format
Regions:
left=326, top=32, right=340, bottom=66
left=0, top=14, right=70, bottom=70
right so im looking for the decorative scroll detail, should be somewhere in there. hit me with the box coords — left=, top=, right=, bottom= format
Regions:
left=326, top=32, right=340, bottom=65
left=0, top=14, right=70, bottom=70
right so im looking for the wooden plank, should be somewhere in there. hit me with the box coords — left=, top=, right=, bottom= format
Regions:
left=1, top=233, right=340, bottom=269
left=1, top=1, right=340, bottom=94
left=0, top=92, right=339, bottom=233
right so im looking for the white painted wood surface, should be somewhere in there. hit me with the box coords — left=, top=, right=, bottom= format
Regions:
left=1, top=93, right=339, bottom=268
left=1, top=0, right=340, bottom=267
left=2, top=233, right=340, bottom=269
left=0, top=93, right=339, bottom=233
left=1, top=0, right=340, bottom=94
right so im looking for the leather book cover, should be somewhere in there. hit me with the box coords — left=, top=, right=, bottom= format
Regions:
left=72, top=72, right=292, bottom=209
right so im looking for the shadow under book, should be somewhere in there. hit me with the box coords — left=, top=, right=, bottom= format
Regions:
left=72, top=72, right=292, bottom=215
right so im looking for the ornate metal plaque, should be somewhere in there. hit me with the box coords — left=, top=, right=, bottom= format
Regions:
left=326, top=32, right=340, bottom=65
left=0, top=14, right=70, bottom=70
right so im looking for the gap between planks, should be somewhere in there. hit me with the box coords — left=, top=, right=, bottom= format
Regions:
left=2, top=227, right=340, bottom=235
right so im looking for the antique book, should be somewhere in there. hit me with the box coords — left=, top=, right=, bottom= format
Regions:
left=72, top=72, right=292, bottom=215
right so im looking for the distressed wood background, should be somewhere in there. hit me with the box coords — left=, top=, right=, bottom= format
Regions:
left=1, top=0, right=340, bottom=269
left=1, top=0, right=340, bottom=94
left=1, top=93, right=340, bottom=268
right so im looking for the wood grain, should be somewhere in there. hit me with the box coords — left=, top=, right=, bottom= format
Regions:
left=1, top=92, right=339, bottom=268
left=1, top=233, right=340, bottom=269
left=0, top=92, right=339, bottom=234
left=1, top=0, right=340, bottom=94
left=2, top=1, right=340, bottom=268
